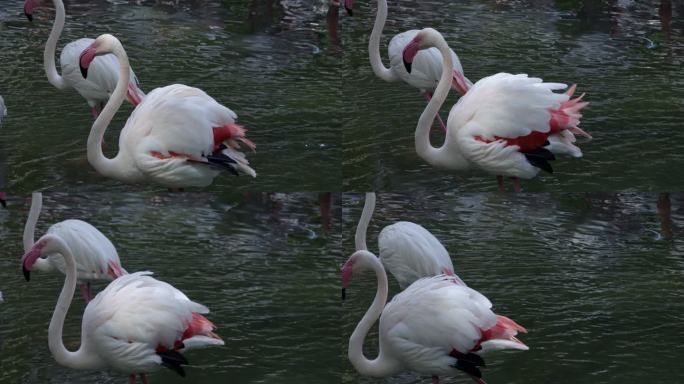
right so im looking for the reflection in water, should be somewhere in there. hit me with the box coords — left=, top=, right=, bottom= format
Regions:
left=342, top=192, right=684, bottom=384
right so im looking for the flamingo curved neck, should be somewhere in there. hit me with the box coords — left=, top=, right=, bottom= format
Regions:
left=414, top=31, right=468, bottom=169
left=45, top=236, right=101, bottom=370
left=348, top=251, right=398, bottom=377
left=369, top=0, right=399, bottom=82
left=86, top=40, right=131, bottom=182
left=23, top=192, right=42, bottom=252
left=44, top=0, right=68, bottom=90
left=354, top=193, right=376, bottom=251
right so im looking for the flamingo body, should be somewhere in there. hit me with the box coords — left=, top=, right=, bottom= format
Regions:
left=83, top=272, right=224, bottom=375
left=21, top=235, right=223, bottom=381
left=81, top=35, right=256, bottom=188
left=379, top=221, right=462, bottom=289
left=0, top=94, right=6, bottom=123
left=41, top=219, right=125, bottom=282
left=381, top=275, right=527, bottom=377
left=449, top=73, right=571, bottom=179
left=114, top=84, right=256, bottom=187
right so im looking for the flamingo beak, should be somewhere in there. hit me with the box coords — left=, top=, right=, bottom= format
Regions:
left=23, top=0, right=34, bottom=21
left=402, top=38, right=420, bottom=74
left=21, top=244, right=44, bottom=282
left=341, top=288, right=346, bottom=300
left=0, top=192, right=6, bottom=208
left=79, top=44, right=98, bottom=79
left=344, top=0, right=353, bottom=16
left=340, top=259, right=354, bottom=300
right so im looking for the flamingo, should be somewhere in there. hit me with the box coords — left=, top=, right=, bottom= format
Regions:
left=402, top=28, right=590, bottom=192
left=354, top=192, right=462, bottom=289
left=345, top=0, right=471, bottom=131
left=22, top=234, right=224, bottom=384
left=0, top=94, right=6, bottom=123
left=24, top=0, right=145, bottom=118
left=23, top=192, right=127, bottom=302
left=78, top=34, right=256, bottom=188
left=342, top=251, right=528, bottom=384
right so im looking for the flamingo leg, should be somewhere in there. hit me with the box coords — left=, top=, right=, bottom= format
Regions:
left=496, top=175, right=505, bottom=192
left=79, top=283, right=92, bottom=303
left=128, top=374, right=136, bottom=384
left=432, top=375, right=440, bottom=384
left=510, top=177, right=521, bottom=192
left=422, top=91, right=447, bottom=132
left=139, top=374, right=149, bottom=384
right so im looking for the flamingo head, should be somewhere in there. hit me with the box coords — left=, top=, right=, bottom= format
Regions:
left=21, top=240, right=46, bottom=282
left=343, top=0, right=353, bottom=16
left=402, top=28, right=440, bottom=73
left=23, top=0, right=36, bottom=21
left=341, top=250, right=376, bottom=300
left=79, top=34, right=122, bottom=79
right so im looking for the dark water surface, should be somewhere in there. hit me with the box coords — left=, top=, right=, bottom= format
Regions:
left=342, top=0, right=684, bottom=191
left=341, top=192, right=684, bottom=383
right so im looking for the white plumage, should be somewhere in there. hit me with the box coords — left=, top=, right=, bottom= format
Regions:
left=21, top=235, right=223, bottom=383
left=342, top=250, right=527, bottom=384
left=83, top=34, right=256, bottom=188
left=24, top=192, right=126, bottom=302
left=0, top=94, right=6, bottom=124
left=379, top=221, right=462, bottom=289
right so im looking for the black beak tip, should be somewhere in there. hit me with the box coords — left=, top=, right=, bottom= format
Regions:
left=23, top=266, right=31, bottom=282
left=25, top=12, right=33, bottom=22
left=341, top=288, right=346, bottom=301
left=80, top=65, right=88, bottom=79
left=403, top=60, right=412, bottom=73
left=345, top=7, right=352, bottom=16
left=0, top=199, right=6, bottom=208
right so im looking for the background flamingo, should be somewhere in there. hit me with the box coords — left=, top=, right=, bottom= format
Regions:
left=24, top=0, right=145, bottom=118
left=0, top=94, right=6, bottom=124
left=346, top=0, right=470, bottom=131
left=354, top=192, right=462, bottom=289
left=403, top=28, right=589, bottom=191
left=79, top=34, right=256, bottom=188
left=23, top=192, right=126, bottom=302
left=22, top=234, right=224, bottom=384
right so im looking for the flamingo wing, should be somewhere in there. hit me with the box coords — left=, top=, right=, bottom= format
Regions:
left=380, top=275, right=496, bottom=377
left=451, top=73, right=570, bottom=178
left=388, top=30, right=468, bottom=92
left=46, top=219, right=125, bottom=282
left=378, top=222, right=462, bottom=289
left=121, top=84, right=255, bottom=187
left=61, top=39, right=142, bottom=107
left=85, top=272, right=223, bottom=375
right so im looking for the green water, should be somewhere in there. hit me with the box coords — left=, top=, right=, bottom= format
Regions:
left=1, top=0, right=683, bottom=384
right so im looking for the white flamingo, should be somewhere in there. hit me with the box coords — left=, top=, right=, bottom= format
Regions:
left=342, top=250, right=528, bottom=384
left=23, top=192, right=126, bottom=302
left=22, top=234, right=224, bottom=384
left=403, top=28, right=590, bottom=191
left=354, top=192, right=462, bottom=289
left=24, top=0, right=145, bottom=118
left=345, top=0, right=471, bottom=131
left=78, top=34, right=256, bottom=188
left=0, top=94, right=6, bottom=207
left=0, top=94, right=6, bottom=123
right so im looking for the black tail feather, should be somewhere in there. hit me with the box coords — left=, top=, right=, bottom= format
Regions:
left=522, top=145, right=555, bottom=174
left=451, top=352, right=485, bottom=379
left=187, top=153, right=239, bottom=176
left=158, top=349, right=188, bottom=378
